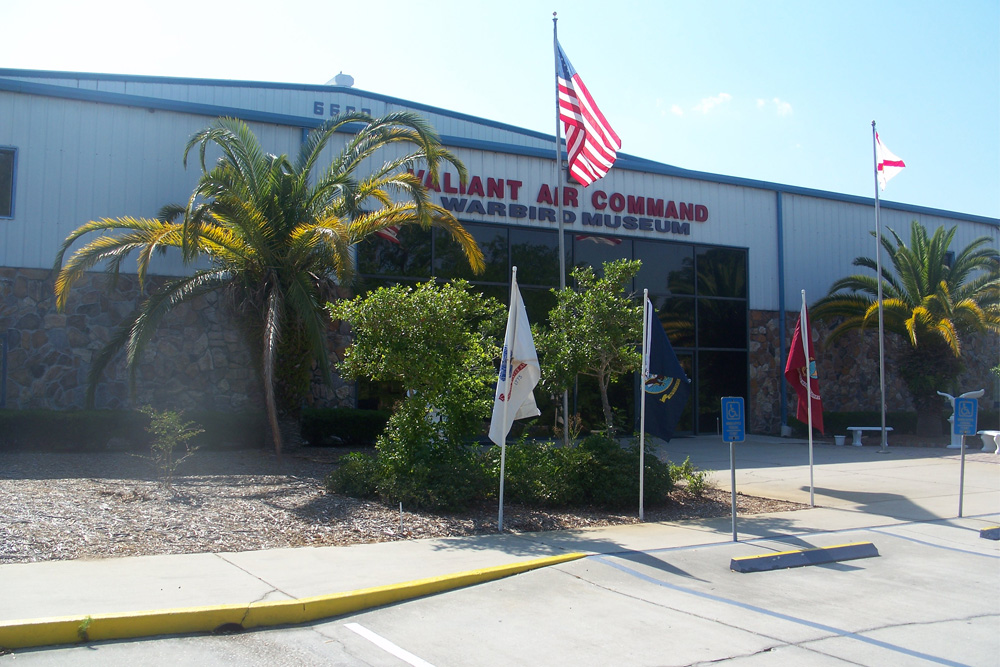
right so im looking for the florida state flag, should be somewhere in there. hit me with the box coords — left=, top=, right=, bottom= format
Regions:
left=784, top=307, right=824, bottom=434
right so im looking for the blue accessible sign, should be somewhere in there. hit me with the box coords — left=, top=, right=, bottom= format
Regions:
left=954, top=397, right=978, bottom=435
left=722, top=396, right=745, bottom=443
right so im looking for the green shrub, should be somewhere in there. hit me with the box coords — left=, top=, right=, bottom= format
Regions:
left=326, top=452, right=379, bottom=498
left=490, top=434, right=673, bottom=511
left=301, top=408, right=391, bottom=447
left=484, top=435, right=583, bottom=507
left=0, top=410, right=149, bottom=451
left=368, top=400, right=489, bottom=511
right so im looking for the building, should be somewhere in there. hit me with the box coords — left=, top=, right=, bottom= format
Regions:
left=1, top=69, right=997, bottom=433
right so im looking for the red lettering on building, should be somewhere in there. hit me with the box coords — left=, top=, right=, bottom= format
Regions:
left=487, top=178, right=505, bottom=198
left=466, top=176, right=485, bottom=197
left=592, top=190, right=608, bottom=210
left=536, top=184, right=555, bottom=205
left=627, top=195, right=644, bottom=215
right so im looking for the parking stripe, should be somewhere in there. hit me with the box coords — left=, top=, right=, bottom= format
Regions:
left=593, top=555, right=970, bottom=667
left=345, top=622, right=435, bottom=667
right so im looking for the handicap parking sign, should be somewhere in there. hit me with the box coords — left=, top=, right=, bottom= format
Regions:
left=954, top=397, right=978, bottom=435
left=722, top=396, right=745, bottom=442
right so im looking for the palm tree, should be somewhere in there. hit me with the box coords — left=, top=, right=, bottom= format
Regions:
left=811, top=221, right=999, bottom=432
left=54, top=112, right=484, bottom=455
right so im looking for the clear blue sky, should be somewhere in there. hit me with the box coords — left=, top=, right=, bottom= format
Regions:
left=3, top=0, right=998, bottom=219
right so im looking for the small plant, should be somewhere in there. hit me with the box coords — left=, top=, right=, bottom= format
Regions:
left=140, top=406, right=203, bottom=489
left=77, top=615, right=93, bottom=642
left=554, top=413, right=585, bottom=443
left=669, top=456, right=710, bottom=496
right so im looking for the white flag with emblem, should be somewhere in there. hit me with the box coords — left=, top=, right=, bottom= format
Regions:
left=488, top=273, right=540, bottom=445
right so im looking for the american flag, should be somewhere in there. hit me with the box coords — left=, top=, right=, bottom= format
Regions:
left=556, top=40, right=621, bottom=187
left=375, top=225, right=401, bottom=244
left=575, top=234, right=622, bottom=246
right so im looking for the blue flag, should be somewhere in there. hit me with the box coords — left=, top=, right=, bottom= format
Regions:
left=640, top=296, right=690, bottom=441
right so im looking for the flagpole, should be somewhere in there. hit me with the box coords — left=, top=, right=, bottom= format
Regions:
left=498, top=267, right=519, bottom=532
left=872, top=121, right=889, bottom=454
left=800, top=290, right=814, bottom=507
left=553, top=13, right=570, bottom=448
left=639, top=290, right=650, bottom=521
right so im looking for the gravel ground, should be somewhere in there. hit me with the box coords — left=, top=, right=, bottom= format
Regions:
left=0, top=449, right=805, bottom=564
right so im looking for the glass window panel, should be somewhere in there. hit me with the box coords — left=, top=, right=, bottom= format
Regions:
left=696, top=247, right=747, bottom=298
left=510, top=229, right=568, bottom=288
left=519, top=287, right=556, bottom=324
left=573, top=235, right=631, bottom=279
left=0, top=148, right=13, bottom=218
left=434, top=224, right=508, bottom=283
left=696, top=351, right=747, bottom=432
left=635, top=241, right=694, bottom=295
left=652, top=295, right=695, bottom=349
left=697, top=299, right=747, bottom=349
left=356, top=226, right=432, bottom=279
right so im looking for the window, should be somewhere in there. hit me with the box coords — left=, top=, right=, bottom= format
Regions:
left=0, top=148, right=14, bottom=218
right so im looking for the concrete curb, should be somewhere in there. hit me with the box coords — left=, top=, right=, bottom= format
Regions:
left=730, top=542, right=879, bottom=573
left=0, top=552, right=586, bottom=650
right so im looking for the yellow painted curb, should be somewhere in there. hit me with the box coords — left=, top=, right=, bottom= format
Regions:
left=0, top=552, right=586, bottom=650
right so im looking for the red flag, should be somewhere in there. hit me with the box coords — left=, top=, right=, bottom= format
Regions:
left=556, top=40, right=621, bottom=187
left=784, top=309, right=824, bottom=433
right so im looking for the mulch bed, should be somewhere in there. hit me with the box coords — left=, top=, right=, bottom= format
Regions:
left=0, top=448, right=806, bottom=565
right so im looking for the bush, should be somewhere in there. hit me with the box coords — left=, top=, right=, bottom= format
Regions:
left=368, top=400, right=489, bottom=511
left=488, top=434, right=673, bottom=510
left=301, top=408, right=391, bottom=447
left=484, top=436, right=583, bottom=507
left=326, top=452, right=379, bottom=498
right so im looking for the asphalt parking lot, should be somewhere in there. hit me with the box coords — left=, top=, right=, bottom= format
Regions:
left=2, top=436, right=998, bottom=666
left=5, top=518, right=998, bottom=666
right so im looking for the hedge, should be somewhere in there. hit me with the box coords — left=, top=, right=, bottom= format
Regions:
left=0, top=409, right=268, bottom=452
left=300, top=407, right=391, bottom=447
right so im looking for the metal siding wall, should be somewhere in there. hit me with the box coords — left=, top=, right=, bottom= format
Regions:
left=2, top=77, right=995, bottom=307
left=7, top=74, right=555, bottom=151
left=782, top=193, right=1000, bottom=310
left=0, top=92, right=303, bottom=275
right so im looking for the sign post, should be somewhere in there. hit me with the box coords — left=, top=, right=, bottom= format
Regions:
left=953, top=397, right=978, bottom=518
left=722, top=397, right=745, bottom=542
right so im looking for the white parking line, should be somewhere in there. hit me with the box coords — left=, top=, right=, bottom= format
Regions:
left=344, top=622, right=436, bottom=667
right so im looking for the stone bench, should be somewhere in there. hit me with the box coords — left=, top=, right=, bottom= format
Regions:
left=846, top=426, right=893, bottom=447
left=978, top=430, right=1000, bottom=455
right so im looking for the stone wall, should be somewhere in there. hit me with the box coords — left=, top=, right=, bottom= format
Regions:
left=749, top=309, right=997, bottom=434
left=0, top=267, right=355, bottom=412
left=3, top=266, right=995, bottom=431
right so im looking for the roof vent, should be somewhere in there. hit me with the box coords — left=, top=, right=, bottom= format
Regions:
left=326, top=72, right=354, bottom=87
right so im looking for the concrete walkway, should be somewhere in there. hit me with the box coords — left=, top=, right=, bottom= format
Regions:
left=1, top=434, right=998, bottom=659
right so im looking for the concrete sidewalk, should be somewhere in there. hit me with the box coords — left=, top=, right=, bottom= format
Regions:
left=1, top=435, right=998, bottom=647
